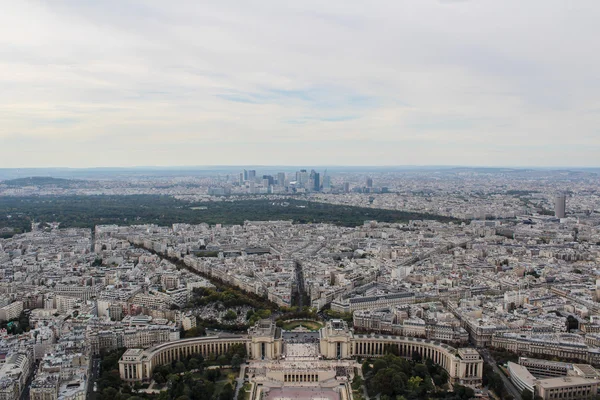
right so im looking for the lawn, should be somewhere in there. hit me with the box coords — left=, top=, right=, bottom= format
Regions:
left=240, top=383, right=252, bottom=400
left=213, top=371, right=238, bottom=399
left=281, top=320, right=323, bottom=331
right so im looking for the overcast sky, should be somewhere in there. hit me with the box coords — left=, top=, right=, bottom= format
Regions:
left=1, top=1, right=599, bottom=168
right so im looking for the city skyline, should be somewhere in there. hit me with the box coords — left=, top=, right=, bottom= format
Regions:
left=1, top=1, right=600, bottom=168
left=3, top=0, right=600, bottom=393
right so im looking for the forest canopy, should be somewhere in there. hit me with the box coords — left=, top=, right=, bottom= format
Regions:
left=0, top=195, right=460, bottom=234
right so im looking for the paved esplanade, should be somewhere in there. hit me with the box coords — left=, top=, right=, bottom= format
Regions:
left=119, top=319, right=484, bottom=389
left=283, top=328, right=321, bottom=360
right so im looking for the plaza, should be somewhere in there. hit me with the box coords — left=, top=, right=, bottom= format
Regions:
left=119, top=318, right=484, bottom=395
left=264, top=387, right=340, bottom=400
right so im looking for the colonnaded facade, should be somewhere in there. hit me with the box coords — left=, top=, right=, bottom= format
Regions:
left=119, top=319, right=483, bottom=387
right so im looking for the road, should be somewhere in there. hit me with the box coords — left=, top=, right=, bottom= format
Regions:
left=293, top=261, right=307, bottom=308
left=480, top=349, right=521, bottom=400
left=86, top=357, right=101, bottom=400
left=20, top=360, right=39, bottom=400
left=234, top=364, right=247, bottom=400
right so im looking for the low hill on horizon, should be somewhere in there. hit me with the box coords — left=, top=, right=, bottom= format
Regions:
left=1, top=176, right=83, bottom=188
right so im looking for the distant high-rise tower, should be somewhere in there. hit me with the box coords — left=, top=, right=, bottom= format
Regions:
left=366, top=177, right=373, bottom=188
left=262, top=175, right=274, bottom=186
left=343, top=182, right=350, bottom=193
left=555, top=194, right=566, bottom=218
left=309, top=170, right=320, bottom=192
left=243, top=169, right=248, bottom=181
left=277, top=172, right=286, bottom=186
left=248, top=170, right=256, bottom=181
left=296, top=169, right=308, bottom=185
left=323, top=175, right=331, bottom=190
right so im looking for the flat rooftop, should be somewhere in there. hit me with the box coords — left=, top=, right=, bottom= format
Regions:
left=573, top=364, right=600, bottom=377
left=519, top=357, right=570, bottom=368
left=123, top=348, right=144, bottom=356
left=537, top=376, right=598, bottom=389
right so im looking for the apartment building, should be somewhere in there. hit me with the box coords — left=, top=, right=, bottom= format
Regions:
left=0, top=301, right=23, bottom=322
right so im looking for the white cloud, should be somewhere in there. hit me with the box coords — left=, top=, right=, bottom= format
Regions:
left=1, top=0, right=599, bottom=167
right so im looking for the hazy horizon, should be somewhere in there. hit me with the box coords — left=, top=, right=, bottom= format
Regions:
left=2, top=164, right=599, bottom=182
left=2, top=164, right=600, bottom=172
left=2, top=1, right=600, bottom=168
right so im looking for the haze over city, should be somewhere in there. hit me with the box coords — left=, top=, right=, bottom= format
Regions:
left=2, top=0, right=600, bottom=168
left=4, top=3, right=600, bottom=400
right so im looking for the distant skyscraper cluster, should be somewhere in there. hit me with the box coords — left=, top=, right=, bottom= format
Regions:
left=229, top=169, right=389, bottom=196
left=238, top=168, right=324, bottom=194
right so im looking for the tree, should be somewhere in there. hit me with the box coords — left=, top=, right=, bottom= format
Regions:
left=362, top=360, right=372, bottom=376
left=206, top=368, right=221, bottom=382
left=566, top=315, right=579, bottom=331
left=407, top=376, right=422, bottom=391
left=217, top=354, right=229, bottom=366
left=102, top=387, right=118, bottom=400
left=432, top=371, right=448, bottom=387
left=189, top=358, right=201, bottom=371
left=351, top=375, right=363, bottom=391
left=175, top=361, right=186, bottom=373
left=157, top=391, right=169, bottom=400
left=372, top=359, right=388, bottom=374
left=228, top=343, right=247, bottom=359
left=153, top=372, right=166, bottom=384
left=425, top=357, right=434, bottom=372
left=413, top=363, right=428, bottom=379
left=390, top=373, right=405, bottom=394
left=369, top=369, right=395, bottom=396
left=384, top=344, right=399, bottom=356
left=422, top=376, right=434, bottom=393
left=224, top=310, right=238, bottom=321
left=411, top=351, right=422, bottom=363
left=454, top=385, right=475, bottom=400
left=231, top=354, right=242, bottom=370
left=521, top=389, right=534, bottom=400
left=220, top=383, right=234, bottom=400
left=185, top=327, right=206, bottom=338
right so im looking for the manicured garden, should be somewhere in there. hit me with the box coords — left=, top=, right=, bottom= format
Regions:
left=281, top=320, right=323, bottom=331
